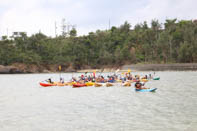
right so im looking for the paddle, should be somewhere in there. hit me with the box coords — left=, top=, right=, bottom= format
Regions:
left=128, top=69, right=131, bottom=73
left=58, top=65, right=62, bottom=81
left=99, top=68, right=104, bottom=76
left=115, top=69, right=120, bottom=74
left=93, top=70, right=96, bottom=78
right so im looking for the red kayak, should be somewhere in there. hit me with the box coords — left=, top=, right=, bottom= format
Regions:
left=73, top=83, right=87, bottom=87
left=132, top=79, right=137, bottom=82
left=39, top=82, right=56, bottom=87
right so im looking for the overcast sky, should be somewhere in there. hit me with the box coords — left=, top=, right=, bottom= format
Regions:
left=0, top=0, right=196, bottom=37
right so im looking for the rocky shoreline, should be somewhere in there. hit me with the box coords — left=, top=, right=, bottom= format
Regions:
left=0, top=63, right=197, bottom=74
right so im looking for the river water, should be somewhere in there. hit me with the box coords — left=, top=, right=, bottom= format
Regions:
left=0, top=71, right=197, bottom=131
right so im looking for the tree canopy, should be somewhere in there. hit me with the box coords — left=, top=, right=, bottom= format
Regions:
left=1, top=19, right=197, bottom=69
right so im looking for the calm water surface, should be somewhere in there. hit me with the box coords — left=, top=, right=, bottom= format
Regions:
left=0, top=71, right=197, bottom=131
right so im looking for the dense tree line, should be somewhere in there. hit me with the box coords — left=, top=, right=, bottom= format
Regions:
left=0, top=19, right=197, bottom=69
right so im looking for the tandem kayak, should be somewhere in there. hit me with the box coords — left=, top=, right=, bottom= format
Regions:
left=39, top=82, right=56, bottom=87
left=135, top=88, right=157, bottom=92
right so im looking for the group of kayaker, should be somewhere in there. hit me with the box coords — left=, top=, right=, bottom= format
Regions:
left=47, top=77, right=64, bottom=84
left=71, top=73, right=136, bottom=83
left=44, top=71, right=154, bottom=89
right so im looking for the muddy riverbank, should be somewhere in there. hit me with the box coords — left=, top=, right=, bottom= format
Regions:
left=0, top=63, right=197, bottom=74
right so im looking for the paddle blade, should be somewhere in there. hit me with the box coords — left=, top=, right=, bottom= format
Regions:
left=58, top=65, right=61, bottom=71
left=128, top=69, right=131, bottom=73
left=115, top=69, right=120, bottom=73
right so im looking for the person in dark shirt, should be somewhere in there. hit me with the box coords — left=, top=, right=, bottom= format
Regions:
left=135, top=80, right=146, bottom=89
left=47, top=78, right=54, bottom=84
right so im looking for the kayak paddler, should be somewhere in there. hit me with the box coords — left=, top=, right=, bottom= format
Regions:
left=135, top=80, right=146, bottom=89
left=47, top=78, right=54, bottom=84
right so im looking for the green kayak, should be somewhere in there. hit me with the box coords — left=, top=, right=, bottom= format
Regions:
left=153, top=77, right=160, bottom=80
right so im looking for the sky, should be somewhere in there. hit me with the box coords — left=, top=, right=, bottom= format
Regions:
left=0, top=0, right=196, bottom=37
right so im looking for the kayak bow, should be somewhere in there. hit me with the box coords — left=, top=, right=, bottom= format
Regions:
left=39, top=82, right=56, bottom=87
left=153, top=77, right=160, bottom=80
left=135, top=88, right=157, bottom=92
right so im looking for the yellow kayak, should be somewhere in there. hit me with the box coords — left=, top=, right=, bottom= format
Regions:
left=53, top=82, right=68, bottom=86
left=85, top=82, right=95, bottom=86
left=67, top=82, right=77, bottom=86
left=116, top=79, right=122, bottom=83
left=140, top=79, right=148, bottom=82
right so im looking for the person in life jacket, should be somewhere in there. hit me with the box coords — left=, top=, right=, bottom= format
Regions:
left=47, top=78, right=54, bottom=84
left=60, top=77, right=64, bottom=84
left=135, top=80, right=145, bottom=89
